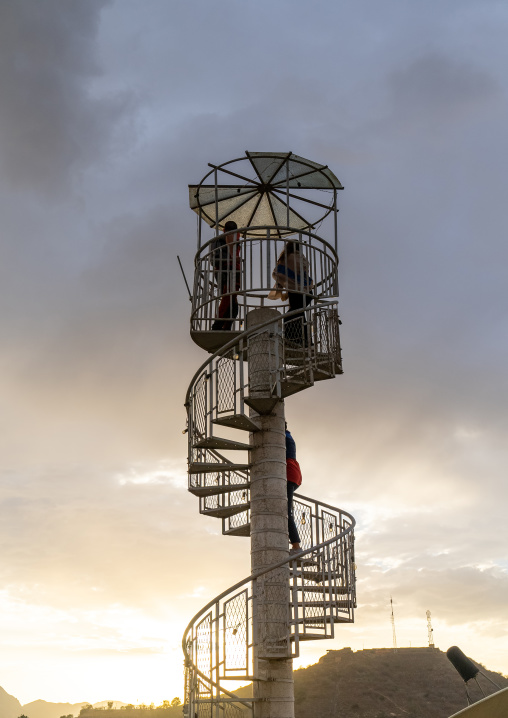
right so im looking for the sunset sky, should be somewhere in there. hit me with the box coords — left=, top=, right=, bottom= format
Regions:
left=1, top=0, right=507, bottom=707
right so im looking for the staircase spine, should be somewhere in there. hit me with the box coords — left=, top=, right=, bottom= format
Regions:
left=183, top=305, right=356, bottom=717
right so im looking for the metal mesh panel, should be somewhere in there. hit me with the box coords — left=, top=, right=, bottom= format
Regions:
left=226, top=509, right=250, bottom=531
left=224, top=591, right=248, bottom=671
left=293, top=499, right=312, bottom=548
left=193, top=374, right=207, bottom=440
left=217, top=357, right=236, bottom=414
left=322, top=510, right=338, bottom=539
left=196, top=614, right=212, bottom=682
left=223, top=702, right=248, bottom=718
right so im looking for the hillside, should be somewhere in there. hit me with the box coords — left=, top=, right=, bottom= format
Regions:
left=0, top=686, right=23, bottom=718
left=2, top=647, right=507, bottom=718
left=21, top=700, right=90, bottom=718
left=292, top=647, right=508, bottom=718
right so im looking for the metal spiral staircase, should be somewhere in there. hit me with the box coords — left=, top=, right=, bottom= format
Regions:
left=181, top=153, right=356, bottom=718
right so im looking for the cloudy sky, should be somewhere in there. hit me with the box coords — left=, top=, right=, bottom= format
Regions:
left=1, top=0, right=507, bottom=707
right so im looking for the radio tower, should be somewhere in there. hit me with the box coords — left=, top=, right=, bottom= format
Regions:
left=390, top=597, right=397, bottom=651
left=426, top=610, right=435, bottom=648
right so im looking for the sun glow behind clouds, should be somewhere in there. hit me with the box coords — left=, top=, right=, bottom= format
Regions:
left=0, top=591, right=185, bottom=705
left=116, top=460, right=187, bottom=488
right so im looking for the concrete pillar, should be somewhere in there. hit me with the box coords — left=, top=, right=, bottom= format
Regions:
left=247, top=307, right=294, bottom=718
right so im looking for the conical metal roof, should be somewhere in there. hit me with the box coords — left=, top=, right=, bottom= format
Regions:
left=189, top=151, right=343, bottom=236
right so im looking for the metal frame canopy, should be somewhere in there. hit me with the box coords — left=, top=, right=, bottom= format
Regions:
left=189, top=151, right=344, bottom=238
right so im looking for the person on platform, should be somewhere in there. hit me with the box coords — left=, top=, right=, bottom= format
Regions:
left=270, top=241, right=313, bottom=345
left=286, top=422, right=303, bottom=554
left=211, top=220, right=242, bottom=331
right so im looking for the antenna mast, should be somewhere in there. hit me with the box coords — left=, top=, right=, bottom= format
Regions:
left=426, top=610, right=435, bottom=648
left=390, top=597, right=397, bottom=651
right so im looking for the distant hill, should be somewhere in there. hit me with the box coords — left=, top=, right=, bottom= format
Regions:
left=21, top=700, right=90, bottom=718
left=230, top=646, right=508, bottom=716
left=2, top=647, right=507, bottom=718
left=0, top=693, right=125, bottom=718
left=0, top=686, right=23, bottom=718
left=291, top=647, right=508, bottom=718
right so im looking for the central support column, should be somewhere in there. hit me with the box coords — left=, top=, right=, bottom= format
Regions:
left=247, top=307, right=294, bottom=718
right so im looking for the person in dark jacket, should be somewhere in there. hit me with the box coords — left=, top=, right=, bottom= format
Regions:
left=211, top=220, right=242, bottom=330
left=286, top=423, right=302, bottom=553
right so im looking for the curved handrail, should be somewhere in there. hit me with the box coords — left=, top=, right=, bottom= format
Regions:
left=182, top=496, right=355, bottom=708
left=183, top=495, right=354, bottom=637
left=184, top=298, right=351, bottom=717
left=196, top=226, right=339, bottom=264
left=185, top=299, right=337, bottom=409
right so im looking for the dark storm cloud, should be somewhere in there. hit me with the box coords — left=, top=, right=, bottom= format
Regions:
left=1, top=0, right=508, bottom=700
left=389, top=53, right=499, bottom=124
left=0, top=0, right=134, bottom=196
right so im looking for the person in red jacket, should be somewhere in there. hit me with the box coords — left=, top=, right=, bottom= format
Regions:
left=286, top=423, right=303, bottom=553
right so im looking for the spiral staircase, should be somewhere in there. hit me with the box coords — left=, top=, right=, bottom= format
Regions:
left=182, top=153, right=356, bottom=718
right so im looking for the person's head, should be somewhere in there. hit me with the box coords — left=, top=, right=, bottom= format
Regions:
left=224, top=220, right=237, bottom=233
left=277, top=241, right=296, bottom=262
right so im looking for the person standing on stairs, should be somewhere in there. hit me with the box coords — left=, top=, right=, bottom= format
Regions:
left=211, top=220, right=242, bottom=331
left=286, top=422, right=303, bottom=554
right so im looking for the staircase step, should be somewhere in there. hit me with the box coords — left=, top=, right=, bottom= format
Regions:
left=201, top=502, right=250, bottom=519
left=213, top=414, right=260, bottom=433
left=244, top=396, right=279, bottom=415
left=313, top=368, right=335, bottom=382
left=193, top=436, right=251, bottom=451
left=296, top=585, right=351, bottom=595
left=188, top=482, right=250, bottom=497
left=290, top=633, right=329, bottom=642
left=223, top=523, right=251, bottom=537
left=188, top=462, right=251, bottom=475
left=190, top=330, right=242, bottom=354
left=290, top=569, right=325, bottom=583
left=295, top=615, right=350, bottom=625
left=295, top=600, right=352, bottom=609
left=280, top=380, right=313, bottom=398
left=289, top=556, right=319, bottom=568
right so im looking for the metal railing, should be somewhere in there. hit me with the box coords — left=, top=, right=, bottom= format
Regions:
left=183, top=494, right=355, bottom=718
left=184, top=305, right=355, bottom=718
left=190, top=227, right=339, bottom=335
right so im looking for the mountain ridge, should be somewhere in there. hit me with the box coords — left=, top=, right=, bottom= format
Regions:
left=2, top=647, right=507, bottom=718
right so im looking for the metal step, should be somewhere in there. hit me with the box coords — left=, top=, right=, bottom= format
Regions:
left=223, top=523, right=251, bottom=537
left=201, top=502, right=250, bottom=519
left=289, top=559, right=320, bottom=569
left=290, top=632, right=329, bottom=642
left=213, top=414, right=260, bottom=432
left=188, top=462, right=251, bottom=474
left=296, top=585, right=351, bottom=595
left=313, top=368, right=335, bottom=382
left=243, top=396, right=280, bottom=415
left=290, top=569, right=325, bottom=583
left=295, top=600, right=353, bottom=609
left=280, top=380, right=313, bottom=398
left=193, top=436, right=251, bottom=451
left=188, top=482, right=250, bottom=497
left=190, top=330, right=242, bottom=354
left=297, top=616, right=351, bottom=625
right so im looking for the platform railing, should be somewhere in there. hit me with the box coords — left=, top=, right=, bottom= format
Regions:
left=190, top=227, right=339, bottom=335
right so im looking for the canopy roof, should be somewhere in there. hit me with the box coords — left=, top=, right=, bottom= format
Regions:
left=189, top=151, right=343, bottom=236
